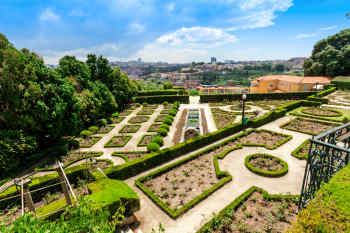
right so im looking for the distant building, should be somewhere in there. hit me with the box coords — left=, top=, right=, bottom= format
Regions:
left=137, top=58, right=142, bottom=63
left=199, top=85, right=248, bottom=94
left=211, top=57, right=217, bottom=64
left=250, top=75, right=332, bottom=93
left=185, top=80, right=200, bottom=89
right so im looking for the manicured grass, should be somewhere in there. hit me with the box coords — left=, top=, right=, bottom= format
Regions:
left=290, top=106, right=349, bottom=123
left=104, top=136, right=132, bottom=148
left=37, top=197, right=67, bottom=218
left=287, top=164, right=350, bottom=233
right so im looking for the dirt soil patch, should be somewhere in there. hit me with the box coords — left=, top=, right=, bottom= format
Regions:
left=155, top=114, right=167, bottom=122
left=129, top=116, right=150, bottom=124
left=207, top=191, right=298, bottom=233
left=138, top=135, right=156, bottom=146
left=105, top=136, right=131, bottom=147
left=302, top=107, right=341, bottom=117
left=142, top=153, right=220, bottom=210
left=148, top=124, right=162, bottom=132
left=97, top=125, right=115, bottom=134
left=120, top=125, right=141, bottom=133
left=112, top=117, right=126, bottom=124
left=78, top=136, right=102, bottom=148
left=173, top=109, right=188, bottom=144
left=137, top=108, right=155, bottom=115
left=161, top=109, right=170, bottom=114
left=120, top=110, right=133, bottom=116
left=249, top=156, right=283, bottom=172
left=282, top=118, right=339, bottom=135
left=238, top=131, right=286, bottom=148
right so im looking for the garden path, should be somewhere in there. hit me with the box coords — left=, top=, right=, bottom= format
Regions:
left=126, top=115, right=310, bottom=233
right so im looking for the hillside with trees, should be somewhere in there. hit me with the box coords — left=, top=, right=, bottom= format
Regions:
left=0, top=34, right=138, bottom=178
left=304, top=28, right=350, bottom=77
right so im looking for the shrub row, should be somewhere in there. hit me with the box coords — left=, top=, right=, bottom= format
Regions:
left=200, top=91, right=317, bottom=103
left=134, top=95, right=189, bottom=104
left=197, top=186, right=299, bottom=233
left=104, top=100, right=319, bottom=180
left=244, top=153, right=289, bottom=177
left=306, top=86, right=337, bottom=104
left=137, top=89, right=187, bottom=96
left=331, top=76, right=350, bottom=90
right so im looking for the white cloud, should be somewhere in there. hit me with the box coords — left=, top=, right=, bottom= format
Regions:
left=296, top=33, right=317, bottom=39
left=239, top=0, right=293, bottom=11
left=129, top=23, right=146, bottom=33
left=320, top=25, right=337, bottom=31
left=167, top=3, right=175, bottom=12
left=135, top=27, right=238, bottom=63
left=40, top=8, right=60, bottom=22
left=42, top=43, right=122, bottom=64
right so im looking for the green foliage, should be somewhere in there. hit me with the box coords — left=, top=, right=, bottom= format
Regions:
left=152, top=136, right=164, bottom=147
left=163, top=101, right=169, bottom=106
left=304, top=29, right=350, bottom=77
left=88, top=126, right=99, bottom=133
left=147, top=143, right=160, bottom=152
left=112, top=112, right=119, bottom=118
left=163, top=82, right=173, bottom=89
left=157, top=128, right=168, bottom=136
left=163, top=116, right=173, bottom=125
left=287, top=164, right=350, bottom=233
left=135, top=95, right=189, bottom=104
left=97, top=119, right=107, bottom=127
left=160, top=124, right=170, bottom=131
left=80, top=130, right=92, bottom=138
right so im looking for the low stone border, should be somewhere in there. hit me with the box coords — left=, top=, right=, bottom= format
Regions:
left=291, top=139, right=310, bottom=160
left=196, top=186, right=298, bottom=233
left=104, top=136, right=132, bottom=148
left=301, top=107, right=342, bottom=117
left=245, top=153, right=288, bottom=177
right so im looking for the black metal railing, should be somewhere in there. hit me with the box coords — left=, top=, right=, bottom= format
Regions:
left=299, top=122, right=350, bottom=209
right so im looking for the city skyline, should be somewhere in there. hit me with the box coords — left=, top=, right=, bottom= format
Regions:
left=0, top=0, right=348, bottom=64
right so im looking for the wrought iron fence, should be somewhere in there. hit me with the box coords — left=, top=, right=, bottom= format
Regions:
left=299, top=122, right=350, bottom=209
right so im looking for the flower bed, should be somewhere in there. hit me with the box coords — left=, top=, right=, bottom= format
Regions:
left=197, top=187, right=298, bottom=233
left=138, top=135, right=157, bottom=147
left=173, top=109, right=188, bottom=144
left=137, top=108, right=155, bottom=115
left=96, top=125, right=115, bottom=134
left=112, top=151, right=148, bottom=162
left=230, top=104, right=251, bottom=111
left=78, top=136, right=102, bottom=148
left=119, top=125, right=141, bottom=133
left=245, top=153, right=288, bottom=177
left=155, top=114, right=167, bottom=122
left=291, top=139, right=312, bottom=160
left=119, top=110, right=133, bottom=117
left=160, top=109, right=170, bottom=114
left=147, top=124, right=162, bottom=132
left=301, top=107, right=342, bottom=117
left=112, top=117, right=126, bottom=124
left=128, top=116, right=150, bottom=124
left=104, top=136, right=132, bottom=148
left=280, top=117, right=341, bottom=135
left=211, top=108, right=236, bottom=128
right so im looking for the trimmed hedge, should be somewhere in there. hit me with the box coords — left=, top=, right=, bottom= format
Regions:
left=291, top=139, right=310, bottom=160
left=134, top=95, right=189, bottom=104
left=119, top=124, right=141, bottom=133
left=200, top=91, right=317, bottom=103
left=197, top=186, right=299, bottom=233
left=104, top=100, right=314, bottom=180
left=137, top=89, right=186, bottom=96
left=301, top=107, right=342, bottom=117
left=286, top=164, right=350, bottom=233
left=135, top=141, right=237, bottom=219
left=245, top=153, right=289, bottom=177
left=111, top=151, right=148, bottom=163
left=78, top=136, right=102, bottom=148
left=331, top=76, right=350, bottom=90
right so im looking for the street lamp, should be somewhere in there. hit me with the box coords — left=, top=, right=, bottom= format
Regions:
left=242, top=94, right=247, bottom=127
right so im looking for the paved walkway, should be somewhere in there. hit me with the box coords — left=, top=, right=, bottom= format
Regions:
left=127, top=115, right=310, bottom=233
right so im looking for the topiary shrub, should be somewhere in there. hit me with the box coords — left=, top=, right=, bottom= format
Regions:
left=88, top=126, right=99, bottom=133
left=163, top=118, right=172, bottom=125
left=143, top=102, right=148, bottom=106
left=107, top=117, right=113, bottom=124
left=163, top=101, right=169, bottom=106
left=136, top=103, right=141, bottom=107
left=147, top=142, right=160, bottom=152
left=112, top=112, right=119, bottom=118
left=97, top=119, right=107, bottom=127
left=152, top=136, right=164, bottom=147
left=160, top=124, right=170, bottom=131
left=157, top=128, right=168, bottom=136
left=169, top=109, right=177, bottom=117
left=343, top=116, right=349, bottom=123
left=80, top=130, right=92, bottom=138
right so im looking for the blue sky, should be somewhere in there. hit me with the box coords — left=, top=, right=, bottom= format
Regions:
left=0, top=0, right=348, bottom=64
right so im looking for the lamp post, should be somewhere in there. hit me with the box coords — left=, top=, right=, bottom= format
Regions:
left=242, top=94, right=247, bottom=127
